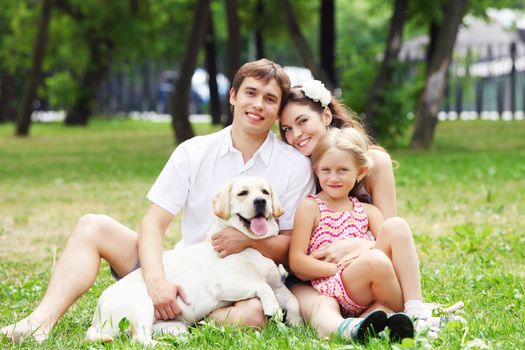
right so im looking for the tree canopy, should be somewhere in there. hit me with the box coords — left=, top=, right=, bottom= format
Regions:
left=1, top=0, right=523, bottom=147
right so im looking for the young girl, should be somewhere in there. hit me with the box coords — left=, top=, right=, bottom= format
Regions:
left=289, top=127, right=424, bottom=342
left=280, top=80, right=430, bottom=340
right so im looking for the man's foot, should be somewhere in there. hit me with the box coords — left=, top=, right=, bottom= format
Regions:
left=386, top=313, right=414, bottom=342
left=338, top=309, right=388, bottom=343
left=1, top=317, right=51, bottom=343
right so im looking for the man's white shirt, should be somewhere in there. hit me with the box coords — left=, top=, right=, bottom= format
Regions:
left=147, top=126, right=315, bottom=247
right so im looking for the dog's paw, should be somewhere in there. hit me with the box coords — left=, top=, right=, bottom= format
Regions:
left=262, top=300, right=283, bottom=321
left=270, top=307, right=284, bottom=323
left=132, top=336, right=157, bottom=346
left=152, top=321, right=188, bottom=337
left=86, top=326, right=114, bottom=343
left=284, top=310, right=302, bottom=327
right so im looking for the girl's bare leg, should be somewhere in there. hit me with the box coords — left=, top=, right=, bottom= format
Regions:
left=341, top=249, right=404, bottom=312
left=1, top=214, right=139, bottom=342
left=374, top=217, right=422, bottom=302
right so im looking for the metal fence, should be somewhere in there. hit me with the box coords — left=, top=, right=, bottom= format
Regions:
left=404, top=41, right=525, bottom=121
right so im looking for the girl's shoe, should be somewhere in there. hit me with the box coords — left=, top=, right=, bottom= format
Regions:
left=338, top=309, right=388, bottom=343
left=387, top=313, right=415, bottom=342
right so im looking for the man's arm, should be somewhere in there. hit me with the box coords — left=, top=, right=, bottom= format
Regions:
left=247, top=229, right=291, bottom=265
left=138, top=203, right=189, bottom=320
left=210, top=228, right=291, bottom=265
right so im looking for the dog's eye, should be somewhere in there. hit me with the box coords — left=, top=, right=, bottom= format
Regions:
left=238, top=190, right=248, bottom=196
left=262, top=189, right=270, bottom=195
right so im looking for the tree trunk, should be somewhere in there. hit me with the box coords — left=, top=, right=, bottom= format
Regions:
left=320, top=0, right=336, bottom=87
left=363, top=0, right=408, bottom=138
left=65, top=36, right=113, bottom=125
left=255, top=0, right=265, bottom=59
left=279, top=0, right=333, bottom=91
left=426, top=22, right=439, bottom=74
left=15, top=0, right=54, bottom=136
left=410, top=0, right=468, bottom=149
left=224, top=0, right=241, bottom=125
left=204, top=11, right=222, bottom=125
left=171, top=0, right=211, bottom=144
left=0, top=74, right=15, bottom=123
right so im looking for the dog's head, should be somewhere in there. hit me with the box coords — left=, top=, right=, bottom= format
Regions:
left=212, top=176, right=284, bottom=240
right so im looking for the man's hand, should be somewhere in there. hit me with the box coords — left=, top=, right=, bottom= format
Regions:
left=211, top=227, right=250, bottom=258
left=148, top=279, right=190, bottom=320
left=311, top=238, right=374, bottom=264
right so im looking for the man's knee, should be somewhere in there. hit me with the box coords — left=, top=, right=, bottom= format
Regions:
left=233, top=298, right=266, bottom=328
left=311, top=295, right=336, bottom=319
left=70, top=214, right=111, bottom=244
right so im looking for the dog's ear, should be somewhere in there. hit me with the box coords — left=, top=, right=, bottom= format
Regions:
left=212, top=180, right=233, bottom=219
left=270, top=187, right=284, bottom=218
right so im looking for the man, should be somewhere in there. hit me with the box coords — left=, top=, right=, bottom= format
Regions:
left=1, top=58, right=315, bottom=342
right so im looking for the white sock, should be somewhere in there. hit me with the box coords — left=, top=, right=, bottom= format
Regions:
left=404, top=299, right=426, bottom=319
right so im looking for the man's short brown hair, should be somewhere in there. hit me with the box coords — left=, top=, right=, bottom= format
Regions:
left=231, top=59, right=291, bottom=104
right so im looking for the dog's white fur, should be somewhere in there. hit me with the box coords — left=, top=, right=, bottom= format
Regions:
left=86, top=176, right=301, bottom=345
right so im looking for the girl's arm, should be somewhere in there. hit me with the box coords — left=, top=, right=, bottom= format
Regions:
left=366, top=149, right=396, bottom=219
left=289, top=198, right=338, bottom=281
left=362, top=203, right=385, bottom=239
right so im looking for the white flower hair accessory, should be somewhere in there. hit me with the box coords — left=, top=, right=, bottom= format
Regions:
left=300, top=80, right=331, bottom=107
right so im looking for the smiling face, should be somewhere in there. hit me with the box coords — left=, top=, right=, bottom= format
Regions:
left=230, top=77, right=282, bottom=138
left=315, top=148, right=366, bottom=200
left=280, top=103, right=332, bottom=156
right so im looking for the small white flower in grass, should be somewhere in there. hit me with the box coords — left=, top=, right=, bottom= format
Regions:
left=464, top=338, right=490, bottom=349
left=300, top=80, right=331, bottom=107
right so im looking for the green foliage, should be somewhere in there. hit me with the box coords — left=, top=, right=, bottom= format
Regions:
left=44, top=71, right=77, bottom=109
left=2, top=0, right=525, bottom=140
left=336, top=0, right=423, bottom=147
left=0, top=0, right=200, bottom=114
left=0, top=1, right=39, bottom=72
left=370, top=77, right=423, bottom=148
left=468, top=0, right=524, bottom=17
left=336, top=0, right=388, bottom=111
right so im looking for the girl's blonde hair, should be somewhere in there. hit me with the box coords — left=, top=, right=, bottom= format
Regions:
left=311, top=128, right=374, bottom=171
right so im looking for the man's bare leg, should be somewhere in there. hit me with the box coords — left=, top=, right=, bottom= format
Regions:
left=207, top=298, right=266, bottom=327
left=296, top=285, right=343, bottom=338
left=1, top=214, right=139, bottom=342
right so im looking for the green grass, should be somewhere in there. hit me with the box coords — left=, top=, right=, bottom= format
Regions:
left=1, top=119, right=524, bottom=349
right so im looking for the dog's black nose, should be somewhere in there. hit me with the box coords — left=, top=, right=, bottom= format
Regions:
left=254, top=198, right=266, bottom=211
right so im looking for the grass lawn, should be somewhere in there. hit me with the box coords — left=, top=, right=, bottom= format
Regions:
left=0, top=119, right=524, bottom=349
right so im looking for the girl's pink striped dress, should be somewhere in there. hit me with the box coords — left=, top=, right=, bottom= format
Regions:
left=307, top=194, right=370, bottom=316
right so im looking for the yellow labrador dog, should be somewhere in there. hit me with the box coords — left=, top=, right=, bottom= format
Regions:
left=86, top=176, right=301, bottom=345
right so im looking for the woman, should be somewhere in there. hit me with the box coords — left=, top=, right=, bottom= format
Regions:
left=279, top=80, right=429, bottom=339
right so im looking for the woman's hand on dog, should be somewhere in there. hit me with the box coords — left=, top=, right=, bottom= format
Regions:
left=211, top=227, right=250, bottom=258
left=149, top=279, right=190, bottom=320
